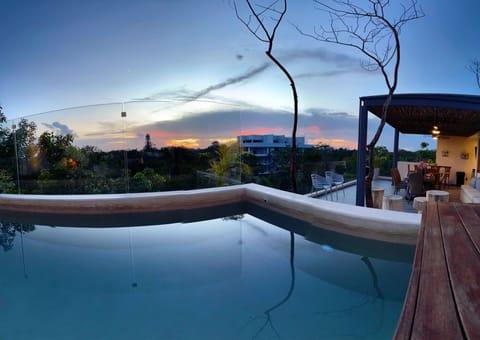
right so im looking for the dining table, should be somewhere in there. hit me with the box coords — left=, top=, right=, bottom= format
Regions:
left=421, top=165, right=451, bottom=189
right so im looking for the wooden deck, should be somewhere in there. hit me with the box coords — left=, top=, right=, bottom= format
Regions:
left=394, top=201, right=480, bottom=339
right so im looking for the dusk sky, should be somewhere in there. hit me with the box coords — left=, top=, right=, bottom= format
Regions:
left=1, top=0, right=479, bottom=151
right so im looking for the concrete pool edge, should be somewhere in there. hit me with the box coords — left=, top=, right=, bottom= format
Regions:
left=0, top=183, right=420, bottom=245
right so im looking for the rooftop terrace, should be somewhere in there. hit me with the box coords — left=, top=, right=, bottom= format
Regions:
left=311, top=177, right=461, bottom=213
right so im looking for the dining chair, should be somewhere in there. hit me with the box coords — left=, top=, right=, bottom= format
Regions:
left=332, top=173, right=345, bottom=200
left=406, top=172, right=426, bottom=201
left=311, top=174, right=332, bottom=199
left=440, top=166, right=451, bottom=189
left=391, top=168, right=407, bottom=195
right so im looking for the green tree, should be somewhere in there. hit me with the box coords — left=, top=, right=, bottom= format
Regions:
left=210, top=142, right=251, bottom=186
left=38, top=131, right=74, bottom=168
left=12, top=119, right=38, bottom=176
left=374, top=146, right=392, bottom=176
left=0, top=106, right=13, bottom=168
left=0, top=169, right=16, bottom=193
left=130, top=168, right=166, bottom=192
left=240, top=152, right=262, bottom=181
left=417, top=142, right=435, bottom=163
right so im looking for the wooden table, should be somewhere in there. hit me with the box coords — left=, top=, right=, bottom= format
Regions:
left=393, top=202, right=480, bottom=339
left=423, top=165, right=451, bottom=189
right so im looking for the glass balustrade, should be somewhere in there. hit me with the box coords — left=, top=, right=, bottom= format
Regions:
left=2, top=100, right=357, bottom=195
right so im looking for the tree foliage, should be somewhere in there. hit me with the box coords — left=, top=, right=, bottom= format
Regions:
left=38, top=131, right=75, bottom=167
left=210, top=142, right=252, bottom=186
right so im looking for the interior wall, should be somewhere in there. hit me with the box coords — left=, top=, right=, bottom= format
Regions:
left=436, top=133, right=479, bottom=185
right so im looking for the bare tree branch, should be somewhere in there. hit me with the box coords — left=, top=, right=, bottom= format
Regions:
left=234, top=0, right=300, bottom=193
left=467, top=58, right=480, bottom=89
left=297, top=0, right=424, bottom=207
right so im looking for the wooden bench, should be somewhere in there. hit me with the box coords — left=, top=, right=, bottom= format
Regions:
left=394, top=201, right=480, bottom=339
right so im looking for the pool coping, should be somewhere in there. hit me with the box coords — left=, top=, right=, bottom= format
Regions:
left=0, top=183, right=420, bottom=245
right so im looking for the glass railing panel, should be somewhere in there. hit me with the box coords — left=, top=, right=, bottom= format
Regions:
left=4, top=100, right=250, bottom=194
left=3, top=100, right=358, bottom=195
left=8, top=103, right=127, bottom=194
left=123, top=100, right=244, bottom=191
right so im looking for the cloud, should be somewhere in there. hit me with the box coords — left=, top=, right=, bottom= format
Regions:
left=309, top=138, right=357, bottom=149
left=281, top=47, right=361, bottom=68
left=237, top=127, right=285, bottom=136
left=42, top=121, right=77, bottom=137
left=140, top=63, right=271, bottom=102
left=134, top=87, right=194, bottom=101
left=165, top=138, right=200, bottom=148
left=278, top=47, right=374, bottom=79
left=134, top=47, right=367, bottom=110
left=185, top=62, right=271, bottom=101
left=119, top=106, right=362, bottom=149
left=65, top=99, right=423, bottom=152
left=296, top=69, right=368, bottom=79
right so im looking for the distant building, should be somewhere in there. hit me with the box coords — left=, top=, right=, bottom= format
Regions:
left=238, top=134, right=313, bottom=174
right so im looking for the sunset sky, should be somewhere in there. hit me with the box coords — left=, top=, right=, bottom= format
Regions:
left=1, top=0, right=479, bottom=151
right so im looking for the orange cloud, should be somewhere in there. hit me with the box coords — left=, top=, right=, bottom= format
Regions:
left=308, top=138, right=357, bottom=149
left=107, top=140, right=125, bottom=146
left=211, top=137, right=237, bottom=145
left=301, top=125, right=322, bottom=135
left=146, top=130, right=177, bottom=138
left=165, top=138, right=200, bottom=148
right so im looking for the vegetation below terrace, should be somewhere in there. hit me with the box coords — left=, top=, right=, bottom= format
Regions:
left=0, top=116, right=435, bottom=195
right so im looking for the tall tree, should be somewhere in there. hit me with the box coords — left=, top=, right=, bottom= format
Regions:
left=13, top=119, right=37, bottom=157
left=0, top=105, right=8, bottom=144
left=298, top=0, right=424, bottom=206
left=38, top=131, right=74, bottom=167
left=0, top=108, right=18, bottom=173
left=234, top=0, right=300, bottom=193
left=467, top=58, right=480, bottom=89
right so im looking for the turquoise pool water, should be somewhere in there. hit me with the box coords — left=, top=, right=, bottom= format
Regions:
left=0, top=214, right=413, bottom=339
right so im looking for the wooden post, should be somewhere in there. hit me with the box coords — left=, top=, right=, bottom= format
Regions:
left=372, top=187, right=384, bottom=209
left=383, top=195, right=403, bottom=211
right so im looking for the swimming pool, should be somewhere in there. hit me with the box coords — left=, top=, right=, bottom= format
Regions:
left=1, top=212, right=413, bottom=339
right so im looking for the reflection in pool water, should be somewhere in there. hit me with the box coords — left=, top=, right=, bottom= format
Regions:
left=0, top=221, right=35, bottom=252
left=0, top=214, right=413, bottom=339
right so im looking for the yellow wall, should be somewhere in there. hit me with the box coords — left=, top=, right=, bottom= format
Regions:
left=436, top=133, right=479, bottom=185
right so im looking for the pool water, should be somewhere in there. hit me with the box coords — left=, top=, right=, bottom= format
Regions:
left=0, top=215, right=413, bottom=339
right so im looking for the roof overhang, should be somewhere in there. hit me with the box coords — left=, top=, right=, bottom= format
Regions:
left=360, top=93, right=480, bottom=137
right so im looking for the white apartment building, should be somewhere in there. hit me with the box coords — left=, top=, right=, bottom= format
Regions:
left=238, top=134, right=313, bottom=174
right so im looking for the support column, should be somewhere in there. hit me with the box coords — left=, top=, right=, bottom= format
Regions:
left=356, top=100, right=368, bottom=206
left=393, top=128, right=399, bottom=169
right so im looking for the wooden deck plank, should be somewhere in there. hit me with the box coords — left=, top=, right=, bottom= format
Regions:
left=457, top=204, right=480, bottom=254
left=393, top=215, right=426, bottom=339
left=395, top=202, right=480, bottom=339
left=445, top=203, right=480, bottom=339
left=410, top=201, right=464, bottom=339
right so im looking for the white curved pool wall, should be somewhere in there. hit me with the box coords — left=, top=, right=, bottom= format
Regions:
left=0, top=183, right=420, bottom=245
